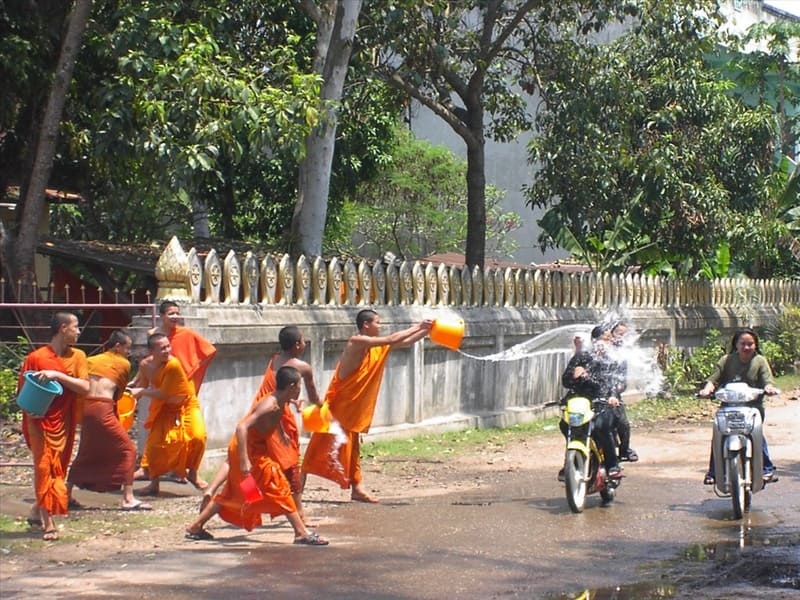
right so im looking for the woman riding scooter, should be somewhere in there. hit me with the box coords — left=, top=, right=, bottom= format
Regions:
left=698, top=328, right=780, bottom=484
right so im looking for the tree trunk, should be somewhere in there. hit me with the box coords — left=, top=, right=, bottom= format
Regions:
left=465, top=134, right=487, bottom=270
left=10, top=0, right=93, bottom=300
left=291, top=0, right=362, bottom=258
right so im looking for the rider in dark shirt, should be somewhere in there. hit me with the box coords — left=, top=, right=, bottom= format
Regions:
left=560, top=325, right=623, bottom=479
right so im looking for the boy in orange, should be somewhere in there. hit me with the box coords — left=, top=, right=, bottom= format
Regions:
left=301, top=310, right=432, bottom=503
left=132, top=333, right=206, bottom=496
left=185, top=366, right=328, bottom=545
left=200, top=326, right=320, bottom=523
left=134, top=301, right=215, bottom=487
left=19, top=312, right=90, bottom=540
left=67, top=330, right=151, bottom=511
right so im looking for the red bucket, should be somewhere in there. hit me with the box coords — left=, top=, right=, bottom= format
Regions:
left=239, top=473, right=263, bottom=504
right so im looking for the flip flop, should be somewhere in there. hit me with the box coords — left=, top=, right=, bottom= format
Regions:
left=68, top=498, right=87, bottom=510
left=185, top=528, right=214, bottom=541
left=121, top=500, right=153, bottom=511
left=42, top=529, right=59, bottom=541
left=26, top=517, right=43, bottom=528
left=293, top=532, right=329, bottom=546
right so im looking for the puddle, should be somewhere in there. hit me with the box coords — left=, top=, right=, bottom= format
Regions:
left=545, top=529, right=799, bottom=599
left=546, top=583, right=676, bottom=599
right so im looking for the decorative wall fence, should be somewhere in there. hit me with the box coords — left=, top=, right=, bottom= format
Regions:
left=156, top=236, right=800, bottom=310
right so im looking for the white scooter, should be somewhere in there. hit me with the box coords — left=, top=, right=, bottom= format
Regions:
left=709, top=382, right=778, bottom=519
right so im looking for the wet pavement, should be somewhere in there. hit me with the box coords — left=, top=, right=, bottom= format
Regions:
left=1, top=398, right=798, bottom=599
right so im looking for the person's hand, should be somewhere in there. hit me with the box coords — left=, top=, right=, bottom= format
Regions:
left=420, top=319, right=435, bottom=330
left=33, top=370, right=60, bottom=384
left=240, top=459, right=252, bottom=475
left=764, top=384, right=780, bottom=396
left=572, top=366, right=587, bottom=380
left=608, top=397, right=620, bottom=407
left=697, top=383, right=714, bottom=398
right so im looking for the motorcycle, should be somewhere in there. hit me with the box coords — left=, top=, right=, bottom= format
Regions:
left=561, top=396, right=621, bottom=513
left=708, top=382, right=778, bottom=519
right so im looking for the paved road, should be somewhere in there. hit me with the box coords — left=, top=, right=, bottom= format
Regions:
left=1, top=398, right=798, bottom=599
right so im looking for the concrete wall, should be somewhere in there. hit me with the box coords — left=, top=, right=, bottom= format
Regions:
left=128, top=302, right=783, bottom=461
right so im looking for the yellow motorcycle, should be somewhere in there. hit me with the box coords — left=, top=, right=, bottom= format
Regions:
left=561, top=396, right=621, bottom=512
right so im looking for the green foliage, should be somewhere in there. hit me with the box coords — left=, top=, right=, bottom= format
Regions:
left=526, top=0, right=782, bottom=276
left=325, top=128, right=521, bottom=260
left=659, top=329, right=727, bottom=392
left=763, top=305, right=800, bottom=375
left=0, top=339, right=26, bottom=421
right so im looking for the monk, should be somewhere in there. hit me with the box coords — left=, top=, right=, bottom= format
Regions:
left=200, top=326, right=320, bottom=524
left=18, top=312, right=90, bottom=541
left=134, top=300, right=216, bottom=487
left=301, top=309, right=432, bottom=503
left=185, top=366, right=328, bottom=546
left=66, top=330, right=151, bottom=511
left=132, top=333, right=206, bottom=496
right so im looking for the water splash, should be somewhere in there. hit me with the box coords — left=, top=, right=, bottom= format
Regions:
left=456, top=313, right=664, bottom=397
left=457, top=324, right=592, bottom=362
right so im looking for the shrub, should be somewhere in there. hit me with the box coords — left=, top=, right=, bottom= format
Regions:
left=0, top=339, right=27, bottom=421
left=683, top=329, right=726, bottom=387
left=764, top=305, right=800, bottom=375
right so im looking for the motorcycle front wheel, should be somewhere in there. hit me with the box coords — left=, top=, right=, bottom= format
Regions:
left=728, top=451, right=750, bottom=519
left=565, top=449, right=588, bottom=513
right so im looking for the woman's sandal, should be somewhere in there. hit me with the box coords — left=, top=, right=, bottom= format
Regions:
left=42, top=529, right=59, bottom=541
left=294, top=532, right=329, bottom=546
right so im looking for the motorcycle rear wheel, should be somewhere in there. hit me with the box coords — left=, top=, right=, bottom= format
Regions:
left=565, top=449, right=587, bottom=513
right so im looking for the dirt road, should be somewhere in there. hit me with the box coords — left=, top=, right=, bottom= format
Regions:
left=1, top=396, right=798, bottom=599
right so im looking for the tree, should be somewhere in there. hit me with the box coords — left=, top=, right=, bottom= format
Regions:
left=361, top=0, right=634, bottom=269
left=526, top=0, right=779, bottom=276
left=290, top=0, right=363, bottom=258
left=324, top=126, right=520, bottom=260
left=1, top=0, right=92, bottom=300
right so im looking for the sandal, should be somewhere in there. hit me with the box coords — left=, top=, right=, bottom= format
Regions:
left=703, top=473, right=715, bottom=485
left=620, top=449, right=639, bottom=462
left=42, top=529, right=59, bottom=541
left=294, top=532, right=329, bottom=546
left=185, top=528, right=214, bottom=541
left=121, top=500, right=153, bottom=511
left=26, top=517, right=43, bottom=528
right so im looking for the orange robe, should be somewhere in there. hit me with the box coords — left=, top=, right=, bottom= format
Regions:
left=167, top=325, right=216, bottom=393
left=19, top=345, right=89, bottom=515
left=140, top=326, right=215, bottom=470
left=68, top=352, right=135, bottom=491
left=214, top=418, right=297, bottom=532
left=253, top=357, right=300, bottom=471
left=301, top=345, right=391, bottom=488
left=143, top=356, right=206, bottom=479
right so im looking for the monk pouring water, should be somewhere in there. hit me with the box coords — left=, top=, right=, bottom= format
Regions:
left=301, top=309, right=432, bottom=503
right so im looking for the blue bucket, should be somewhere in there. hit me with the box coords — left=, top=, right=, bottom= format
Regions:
left=17, top=371, right=63, bottom=416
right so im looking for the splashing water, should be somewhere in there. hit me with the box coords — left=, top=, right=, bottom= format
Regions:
left=326, top=418, right=350, bottom=480
left=456, top=314, right=664, bottom=397
left=457, top=324, right=593, bottom=361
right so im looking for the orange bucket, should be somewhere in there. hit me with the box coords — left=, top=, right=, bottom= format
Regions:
left=430, top=316, right=465, bottom=351
left=116, top=390, right=137, bottom=431
left=302, top=402, right=331, bottom=433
